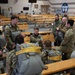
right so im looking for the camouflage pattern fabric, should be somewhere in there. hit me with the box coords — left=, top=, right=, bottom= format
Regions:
left=4, top=24, right=19, bottom=46
left=52, top=20, right=61, bottom=34
left=6, top=50, right=17, bottom=75
left=42, top=48, right=61, bottom=64
left=59, top=23, right=67, bottom=34
left=60, top=28, right=75, bottom=58
left=30, top=33, right=43, bottom=43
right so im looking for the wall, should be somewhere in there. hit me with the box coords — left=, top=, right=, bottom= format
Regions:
left=50, top=0, right=75, bottom=15
left=0, top=0, right=51, bottom=16
left=0, top=0, right=75, bottom=16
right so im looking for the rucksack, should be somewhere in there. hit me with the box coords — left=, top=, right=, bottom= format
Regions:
left=3, top=24, right=21, bottom=42
left=7, top=44, right=45, bottom=75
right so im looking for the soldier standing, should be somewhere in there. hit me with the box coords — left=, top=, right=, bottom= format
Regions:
left=4, top=15, right=21, bottom=50
left=59, top=16, right=68, bottom=35
left=53, top=19, right=75, bottom=59
left=52, top=14, right=61, bottom=35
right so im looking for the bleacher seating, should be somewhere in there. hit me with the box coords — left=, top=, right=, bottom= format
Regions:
left=22, top=31, right=55, bottom=42
left=18, top=22, right=28, bottom=31
left=42, top=58, right=75, bottom=75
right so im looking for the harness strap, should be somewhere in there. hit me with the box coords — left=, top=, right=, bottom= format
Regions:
left=16, top=46, right=41, bottom=56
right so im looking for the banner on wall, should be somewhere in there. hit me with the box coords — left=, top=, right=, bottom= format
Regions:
left=61, top=3, right=69, bottom=13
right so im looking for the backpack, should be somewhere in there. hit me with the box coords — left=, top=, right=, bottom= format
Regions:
left=15, top=46, right=45, bottom=75
left=3, top=24, right=21, bottom=42
left=7, top=44, right=45, bottom=75
left=54, top=31, right=63, bottom=46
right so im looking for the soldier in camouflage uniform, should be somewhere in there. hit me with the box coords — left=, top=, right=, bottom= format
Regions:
left=42, top=40, right=61, bottom=64
left=52, top=14, right=62, bottom=35
left=52, top=14, right=62, bottom=46
left=30, top=27, right=43, bottom=43
left=59, top=16, right=68, bottom=35
left=54, top=17, right=68, bottom=46
left=54, top=19, right=75, bottom=59
left=0, top=32, right=6, bottom=74
left=4, top=15, right=21, bottom=50
left=6, top=50, right=17, bottom=75
left=30, top=27, right=43, bottom=48
left=70, top=25, right=75, bottom=58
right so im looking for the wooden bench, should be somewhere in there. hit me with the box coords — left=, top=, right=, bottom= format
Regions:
left=22, top=31, right=55, bottom=43
left=27, top=14, right=55, bottom=26
left=0, top=73, right=7, bottom=75
left=24, top=36, right=30, bottom=42
left=18, top=23, right=28, bottom=30
left=18, top=24, right=28, bottom=30
left=42, top=58, right=75, bottom=75
left=22, top=31, right=52, bottom=36
left=65, top=73, right=70, bottom=75
left=42, top=33, right=55, bottom=42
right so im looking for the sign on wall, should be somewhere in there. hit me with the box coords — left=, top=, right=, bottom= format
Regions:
left=62, top=3, right=69, bottom=13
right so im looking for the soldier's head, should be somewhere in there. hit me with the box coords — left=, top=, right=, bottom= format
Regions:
left=66, top=19, right=74, bottom=28
left=11, top=15, right=19, bottom=25
left=55, top=14, right=59, bottom=21
left=44, top=40, right=51, bottom=49
left=15, top=34, right=24, bottom=44
left=34, top=27, right=39, bottom=35
left=62, top=17, right=67, bottom=24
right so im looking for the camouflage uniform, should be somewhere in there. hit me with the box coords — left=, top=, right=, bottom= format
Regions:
left=6, top=50, right=17, bottom=75
left=4, top=23, right=20, bottom=46
left=52, top=20, right=62, bottom=46
left=60, top=27, right=75, bottom=59
left=70, top=28, right=75, bottom=58
left=42, top=47, right=61, bottom=64
left=59, top=23, right=68, bottom=36
left=52, top=20, right=61, bottom=34
left=0, top=34, right=6, bottom=74
left=0, top=58, right=4, bottom=74
left=30, top=33, right=43, bottom=43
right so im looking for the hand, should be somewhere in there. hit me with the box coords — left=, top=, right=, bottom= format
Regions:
left=51, top=46, right=57, bottom=50
left=12, top=43, right=16, bottom=49
left=51, top=23, right=54, bottom=26
left=56, top=27, right=60, bottom=31
left=21, top=34, right=26, bottom=38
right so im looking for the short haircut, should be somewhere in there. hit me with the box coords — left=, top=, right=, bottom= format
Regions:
left=67, top=19, right=74, bottom=26
left=55, top=14, right=59, bottom=17
left=62, top=16, right=67, bottom=21
left=34, top=27, right=39, bottom=31
left=44, top=40, right=51, bottom=47
left=15, top=34, right=24, bottom=44
left=11, top=15, right=19, bottom=20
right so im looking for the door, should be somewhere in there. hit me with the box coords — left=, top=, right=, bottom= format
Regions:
left=41, top=5, right=50, bottom=14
